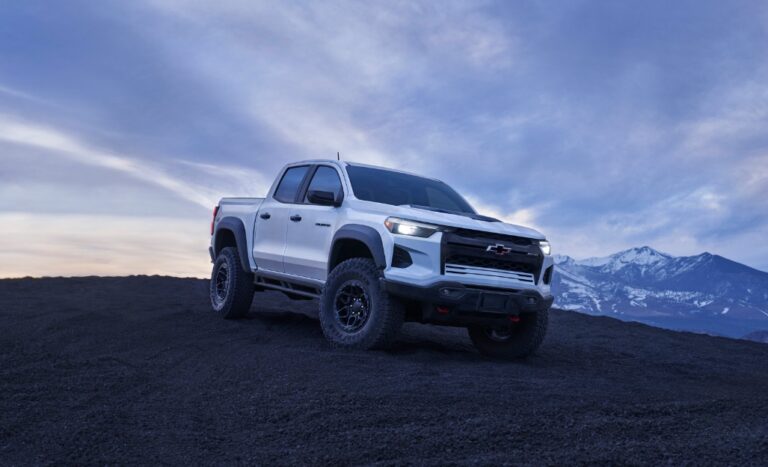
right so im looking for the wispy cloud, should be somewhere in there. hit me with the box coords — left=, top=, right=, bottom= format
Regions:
left=0, top=83, right=47, bottom=103
left=138, top=0, right=522, bottom=173
left=0, top=115, right=270, bottom=209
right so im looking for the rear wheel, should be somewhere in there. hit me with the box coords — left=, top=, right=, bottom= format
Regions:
left=468, top=309, right=548, bottom=359
left=210, top=247, right=254, bottom=319
left=319, top=258, right=404, bottom=350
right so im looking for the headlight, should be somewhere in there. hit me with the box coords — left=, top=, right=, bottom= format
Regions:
left=384, top=217, right=443, bottom=238
left=539, top=240, right=551, bottom=255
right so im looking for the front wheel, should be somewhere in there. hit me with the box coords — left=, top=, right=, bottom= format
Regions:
left=319, top=258, right=404, bottom=350
left=210, top=247, right=254, bottom=319
left=468, top=309, right=548, bottom=359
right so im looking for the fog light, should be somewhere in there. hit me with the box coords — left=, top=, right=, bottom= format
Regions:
left=439, top=288, right=451, bottom=296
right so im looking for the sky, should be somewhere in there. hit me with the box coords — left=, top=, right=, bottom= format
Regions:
left=1, top=0, right=767, bottom=278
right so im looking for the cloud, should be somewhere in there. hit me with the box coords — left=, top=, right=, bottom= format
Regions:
left=0, top=115, right=271, bottom=209
left=465, top=195, right=542, bottom=230
left=679, top=81, right=768, bottom=157
left=0, top=83, right=49, bottom=104
left=2, top=0, right=768, bottom=275
left=137, top=0, right=521, bottom=173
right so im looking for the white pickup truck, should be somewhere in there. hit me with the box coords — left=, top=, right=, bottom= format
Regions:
left=209, top=160, right=554, bottom=358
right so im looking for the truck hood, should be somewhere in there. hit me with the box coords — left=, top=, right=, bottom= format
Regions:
left=350, top=200, right=546, bottom=240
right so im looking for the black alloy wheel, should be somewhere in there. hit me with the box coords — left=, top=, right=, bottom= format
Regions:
left=333, top=280, right=371, bottom=333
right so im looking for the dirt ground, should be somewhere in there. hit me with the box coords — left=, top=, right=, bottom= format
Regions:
left=1, top=276, right=767, bottom=465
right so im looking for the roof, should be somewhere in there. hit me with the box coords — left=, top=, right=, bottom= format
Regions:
left=284, top=159, right=440, bottom=181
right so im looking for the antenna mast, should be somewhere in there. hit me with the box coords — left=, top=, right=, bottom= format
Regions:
left=337, top=151, right=340, bottom=161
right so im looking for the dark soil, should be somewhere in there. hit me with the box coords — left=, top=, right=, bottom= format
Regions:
left=1, top=276, right=767, bottom=465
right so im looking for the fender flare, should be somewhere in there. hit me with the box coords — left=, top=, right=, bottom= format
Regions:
left=213, top=216, right=251, bottom=272
left=330, top=224, right=387, bottom=272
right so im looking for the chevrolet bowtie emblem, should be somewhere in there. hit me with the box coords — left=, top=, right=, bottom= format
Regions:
left=486, top=244, right=512, bottom=255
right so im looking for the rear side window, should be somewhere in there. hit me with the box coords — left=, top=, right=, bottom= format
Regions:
left=305, top=166, right=343, bottom=202
left=274, top=165, right=310, bottom=203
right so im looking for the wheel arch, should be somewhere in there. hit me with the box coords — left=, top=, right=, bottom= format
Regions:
left=329, top=224, right=386, bottom=273
left=213, top=216, right=251, bottom=272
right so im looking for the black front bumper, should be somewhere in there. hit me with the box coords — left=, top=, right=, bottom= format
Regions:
left=383, top=279, right=553, bottom=326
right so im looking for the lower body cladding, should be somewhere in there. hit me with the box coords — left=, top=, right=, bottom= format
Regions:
left=383, top=279, right=554, bottom=327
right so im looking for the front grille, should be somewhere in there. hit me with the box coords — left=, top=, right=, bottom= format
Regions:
left=441, top=231, right=543, bottom=283
left=444, top=263, right=536, bottom=283
left=445, top=254, right=536, bottom=274
left=451, top=229, right=535, bottom=246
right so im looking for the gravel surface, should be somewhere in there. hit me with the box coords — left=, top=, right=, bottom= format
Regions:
left=1, top=276, right=767, bottom=465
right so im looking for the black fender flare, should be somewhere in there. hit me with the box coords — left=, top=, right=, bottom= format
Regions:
left=213, top=216, right=251, bottom=272
left=330, top=224, right=387, bottom=272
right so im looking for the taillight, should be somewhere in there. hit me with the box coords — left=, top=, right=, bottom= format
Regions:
left=210, top=205, right=220, bottom=235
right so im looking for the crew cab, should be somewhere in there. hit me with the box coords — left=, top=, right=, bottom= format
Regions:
left=209, top=160, right=554, bottom=358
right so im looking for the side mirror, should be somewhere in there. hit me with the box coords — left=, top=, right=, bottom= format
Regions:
left=307, top=190, right=341, bottom=207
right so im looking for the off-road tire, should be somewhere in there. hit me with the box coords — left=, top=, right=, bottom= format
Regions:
left=319, top=258, right=404, bottom=350
left=468, top=309, right=548, bottom=359
left=210, top=247, right=254, bottom=319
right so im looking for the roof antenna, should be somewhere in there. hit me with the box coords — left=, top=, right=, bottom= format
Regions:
left=337, top=151, right=340, bottom=161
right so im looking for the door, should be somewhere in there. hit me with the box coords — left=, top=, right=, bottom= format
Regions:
left=283, top=165, right=344, bottom=280
left=251, top=165, right=310, bottom=272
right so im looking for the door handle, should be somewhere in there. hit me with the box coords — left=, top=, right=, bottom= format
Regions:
left=260, top=212, right=271, bottom=219
left=290, top=214, right=302, bottom=222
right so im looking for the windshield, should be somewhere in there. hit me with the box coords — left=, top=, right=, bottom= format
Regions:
left=346, top=165, right=476, bottom=215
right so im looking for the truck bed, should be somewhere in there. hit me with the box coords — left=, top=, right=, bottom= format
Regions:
left=219, top=197, right=264, bottom=206
left=218, top=197, right=264, bottom=216
left=215, top=197, right=265, bottom=271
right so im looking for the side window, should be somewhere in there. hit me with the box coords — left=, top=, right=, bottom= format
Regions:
left=274, top=165, right=310, bottom=203
left=305, top=166, right=343, bottom=202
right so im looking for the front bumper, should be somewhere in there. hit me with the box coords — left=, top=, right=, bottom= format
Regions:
left=384, top=279, right=553, bottom=326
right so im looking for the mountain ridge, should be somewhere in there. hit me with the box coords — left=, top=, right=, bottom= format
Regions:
left=552, top=246, right=768, bottom=338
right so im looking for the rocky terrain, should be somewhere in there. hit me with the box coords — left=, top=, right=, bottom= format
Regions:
left=1, top=276, right=767, bottom=465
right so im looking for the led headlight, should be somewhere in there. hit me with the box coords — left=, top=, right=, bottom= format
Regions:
left=384, top=217, right=443, bottom=238
left=539, top=240, right=551, bottom=255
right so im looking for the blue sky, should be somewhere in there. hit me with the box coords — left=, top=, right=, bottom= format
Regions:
left=1, top=0, right=767, bottom=277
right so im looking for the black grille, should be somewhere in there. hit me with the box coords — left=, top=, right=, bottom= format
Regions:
left=451, top=229, right=535, bottom=246
left=441, top=231, right=543, bottom=282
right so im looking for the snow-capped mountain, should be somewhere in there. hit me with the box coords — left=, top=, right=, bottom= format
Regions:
left=552, top=246, right=768, bottom=338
